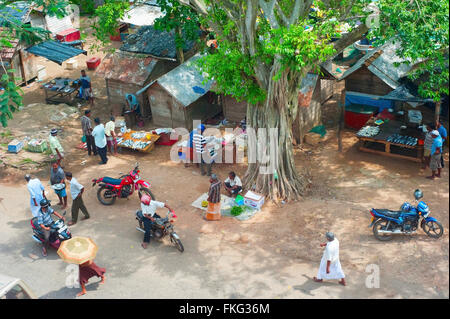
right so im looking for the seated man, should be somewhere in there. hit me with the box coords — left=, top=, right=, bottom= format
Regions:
left=223, top=171, right=242, bottom=197
left=36, top=199, right=65, bottom=257
left=139, top=194, right=174, bottom=249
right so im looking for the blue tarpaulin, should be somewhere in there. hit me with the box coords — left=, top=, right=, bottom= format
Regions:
left=345, top=91, right=393, bottom=111
left=26, top=41, right=87, bottom=65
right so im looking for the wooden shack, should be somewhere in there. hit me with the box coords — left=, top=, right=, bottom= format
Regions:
left=96, top=51, right=177, bottom=118
left=146, top=54, right=222, bottom=130
left=221, top=95, right=247, bottom=123
left=0, top=34, right=38, bottom=85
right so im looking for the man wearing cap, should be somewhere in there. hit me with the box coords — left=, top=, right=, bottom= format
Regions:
left=92, top=117, right=108, bottom=165
left=37, top=199, right=65, bottom=257
left=436, top=120, right=447, bottom=168
left=313, top=232, right=346, bottom=286
left=81, top=110, right=97, bottom=156
left=428, top=130, right=443, bottom=179
left=50, top=161, right=67, bottom=209
left=48, top=129, right=64, bottom=165
left=25, top=174, right=47, bottom=217
left=205, top=174, right=221, bottom=221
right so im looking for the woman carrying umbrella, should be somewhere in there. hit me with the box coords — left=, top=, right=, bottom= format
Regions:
left=57, top=236, right=106, bottom=297
left=78, top=259, right=106, bottom=297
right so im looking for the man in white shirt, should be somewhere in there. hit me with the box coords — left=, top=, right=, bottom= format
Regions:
left=92, top=117, right=108, bottom=165
left=105, top=116, right=118, bottom=155
left=223, top=171, right=242, bottom=196
left=25, top=174, right=47, bottom=217
left=65, top=172, right=90, bottom=226
left=139, top=194, right=174, bottom=249
left=313, top=232, right=346, bottom=286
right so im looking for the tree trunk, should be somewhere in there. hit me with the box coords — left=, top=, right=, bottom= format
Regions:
left=243, top=68, right=308, bottom=201
left=435, top=100, right=441, bottom=123
left=176, top=26, right=185, bottom=64
left=338, top=88, right=346, bottom=152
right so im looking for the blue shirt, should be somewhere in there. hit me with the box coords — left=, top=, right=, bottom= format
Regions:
left=80, top=76, right=91, bottom=89
left=92, top=124, right=107, bottom=149
left=438, top=126, right=447, bottom=140
left=37, top=207, right=55, bottom=226
left=431, top=135, right=443, bottom=155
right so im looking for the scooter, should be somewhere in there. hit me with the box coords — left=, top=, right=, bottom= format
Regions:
left=135, top=210, right=184, bottom=252
left=31, top=211, right=72, bottom=249
left=369, top=189, right=444, bottom=241
left=92, top=162, right=155, bottom=205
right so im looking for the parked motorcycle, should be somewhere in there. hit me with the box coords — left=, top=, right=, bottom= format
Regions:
left=369, top=189, right=444, bottom=241
left=92, top=162, right=155, bottom=205
left=135, top=210, right=184, bottom=252
left=31, top=211, right=72, bottom=249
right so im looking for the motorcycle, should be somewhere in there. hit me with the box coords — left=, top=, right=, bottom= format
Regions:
left=135, top=210, right=184, bottom=252
left=31, top=211, right=72, bottom=249
left=92, top=162, right=155, bottom=205
left=369, top=189, right=444, bottom=241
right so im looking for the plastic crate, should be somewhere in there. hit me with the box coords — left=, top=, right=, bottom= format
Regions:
left=27, top=139, right=48, bottom=153
left=8, top=139, right=24, bottom=153
left=86, top=57, right=101, bottom=70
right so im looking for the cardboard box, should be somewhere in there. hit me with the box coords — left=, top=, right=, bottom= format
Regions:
left=243, top=191, right=265, bottom=210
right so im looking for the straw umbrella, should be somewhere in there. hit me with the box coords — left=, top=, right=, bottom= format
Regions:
left=57, top=236, right=98, bottom=264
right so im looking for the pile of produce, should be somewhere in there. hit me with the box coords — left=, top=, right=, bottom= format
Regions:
left=231, top=206, right=243, bottom=216
left=131, top=132, right=147, bottom=139
left=356, top=126, right=380, bottom=137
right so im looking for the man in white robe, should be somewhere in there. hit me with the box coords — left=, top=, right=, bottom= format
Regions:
left=313, top=232, right=346, bottom=286
left=25, top=174, right=46, bottom=217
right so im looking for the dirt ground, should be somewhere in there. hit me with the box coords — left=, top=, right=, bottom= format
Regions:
left=0, top=18, right=448, bottom=298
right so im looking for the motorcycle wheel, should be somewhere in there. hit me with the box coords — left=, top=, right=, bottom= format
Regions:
left=140, top=187, right=155, bottom=200
left=97, top=186, right=116, bottom=205
left=373, top=219, right=393, bottom=241
left=422, top=220, right=444, bottom=239
left=171, top=235, right=184, bottom=252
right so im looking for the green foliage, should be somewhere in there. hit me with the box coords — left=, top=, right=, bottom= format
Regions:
left=231, top=206, right=243, bottom=216
left=154, top=0, right=201, bottom=49
left=70, top=0, right=96, bottom=15
left=370, top=0, right=449, bottom=100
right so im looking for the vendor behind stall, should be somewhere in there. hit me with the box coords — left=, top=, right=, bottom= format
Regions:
left=125, top=93, right=141, bottom=115
left=79, top=70, right=94, bottom=106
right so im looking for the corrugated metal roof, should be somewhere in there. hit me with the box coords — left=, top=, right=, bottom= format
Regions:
left=96, top=51, right=158, bottom=86
left=25, top=40, right=86, bottom=65
left=120, top=4, right=164, bottom=26
left=156, top=54, right=213, bottom=107
left=298, top=73, right=319, bottom=107
left=120, top=25, right=197, bottom=60
left=340, top=40, right=417, bottom=89
left=0, top=1, right=31, bottom=26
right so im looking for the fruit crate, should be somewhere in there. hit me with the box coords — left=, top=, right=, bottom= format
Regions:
left=8, top=139, right=24, bottom=153
left=27, top=139, right=48, bottom=153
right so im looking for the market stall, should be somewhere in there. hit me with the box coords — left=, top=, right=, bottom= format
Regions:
left=356, top=114, right=425, bottom=162
left=41, top=77, right=80, bottom=105
left=117, top=130, right=160, bottom=152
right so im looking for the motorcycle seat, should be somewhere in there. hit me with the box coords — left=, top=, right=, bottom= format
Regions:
left=102, top=177, right=122, bottom=185
left=374, top=209, right=403, bottom=218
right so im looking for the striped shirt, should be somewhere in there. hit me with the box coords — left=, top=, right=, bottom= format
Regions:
left=424, top=132, right=434, bottom=150
left=37, top=207, right=55, bottom=226
left=208, top=180, right=221, bottom=203
left=81, top=116, right=93, bottom=136
left=193, top=133, right=207, bottom=154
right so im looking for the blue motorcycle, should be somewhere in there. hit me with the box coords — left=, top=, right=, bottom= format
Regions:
left=369, top=189, right=443, bottom=241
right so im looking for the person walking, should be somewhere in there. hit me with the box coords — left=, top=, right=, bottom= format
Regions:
left=427, top=130, right=443, bottom=180
left=25, top=174, right=47, bottom=217
left=205, top=174, right=221, bottom=221
left=92, top=117, right=108, bottom=165
left=65, top=172, right=90, bottom=226
left=422, top=123, right=435, bottom=169
left=105, top=116, right=118, bottom=155
left=81, top=110, right=97, bottom=156
left=50, top=161, right=67, bottom=209
left=193, top=124, right=215, bottom=176
left=77, top=259, right=106, bottom=297
left=48, top=128, right=64, bottom=166
left=313, top=232, right=346, bottom=286
left=436, top=120, right=447, bottom=168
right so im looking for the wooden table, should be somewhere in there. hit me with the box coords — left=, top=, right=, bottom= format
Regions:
left=42, top=77, right=79, bottom=105
left=357, top=118, right=425, bottom=163
left=118, top=131, right=160, bottom=153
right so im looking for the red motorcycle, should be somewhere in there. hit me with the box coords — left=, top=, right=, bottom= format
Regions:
left=92, top=162, right=155, bottom=205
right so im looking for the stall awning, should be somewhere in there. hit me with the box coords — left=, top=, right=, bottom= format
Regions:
left=26, top=40, right=87, bottom=65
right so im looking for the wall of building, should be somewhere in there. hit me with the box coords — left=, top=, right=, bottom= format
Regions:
left=147, top=83, right=186, bottom=128
left=222, top=94, right=247, bottom=123
left=320, top=79, right=334, bottom=103
left=344, top=66, right=392, bottom=96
